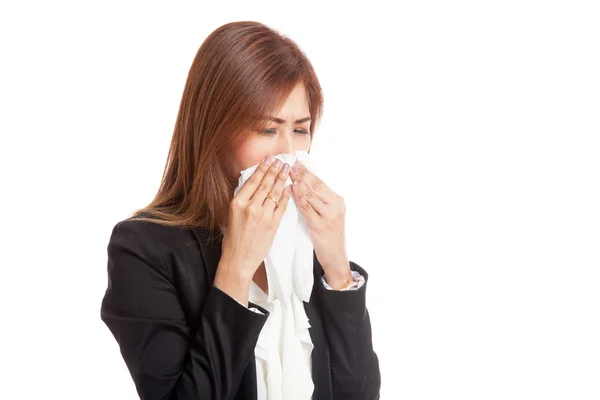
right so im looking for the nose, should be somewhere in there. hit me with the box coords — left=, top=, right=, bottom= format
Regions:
left=277, top=129, right=296, bottom=156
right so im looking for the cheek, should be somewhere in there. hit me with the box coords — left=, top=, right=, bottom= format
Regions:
left=297, top=135, right=311, bottom=151
left=233, top=144, right=269, bottom=172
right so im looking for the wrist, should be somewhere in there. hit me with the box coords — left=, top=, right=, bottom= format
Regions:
left=214, top=259, right=253, bottom=306
left=323, top=262, right=352, bottom=290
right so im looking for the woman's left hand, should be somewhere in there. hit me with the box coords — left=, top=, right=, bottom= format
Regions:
left=289, top=159, right=352, bottom=289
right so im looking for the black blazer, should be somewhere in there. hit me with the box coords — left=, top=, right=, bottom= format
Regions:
left=100, top=217, right=381, bottom=400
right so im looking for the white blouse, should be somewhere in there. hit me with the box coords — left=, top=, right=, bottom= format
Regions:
left=245, top=271, right=365, bottom=400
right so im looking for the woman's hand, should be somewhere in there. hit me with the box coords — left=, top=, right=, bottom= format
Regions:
left=214, top=156, right=292, bottom=306
left=289, top=160, right=352, bottom=290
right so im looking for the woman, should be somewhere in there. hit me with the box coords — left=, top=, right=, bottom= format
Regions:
left=100, top=21, right=380, bottom=400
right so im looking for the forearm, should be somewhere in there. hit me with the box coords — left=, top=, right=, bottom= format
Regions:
left=170, top=285, right=268, bottom=399
left=315, top=261, right=381, bottom=399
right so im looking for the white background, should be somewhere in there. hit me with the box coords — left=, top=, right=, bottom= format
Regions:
left=1, top=1, right=599, bottom=399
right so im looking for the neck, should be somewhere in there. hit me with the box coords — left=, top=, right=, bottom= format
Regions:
left=253, top=261, right=269, bottom=295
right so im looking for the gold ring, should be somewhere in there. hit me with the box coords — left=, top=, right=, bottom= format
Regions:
left=266, top=195, right=280, bottom=207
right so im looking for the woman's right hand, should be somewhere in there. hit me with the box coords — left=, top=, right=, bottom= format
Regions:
left=214, top=156, right=292, bottom=305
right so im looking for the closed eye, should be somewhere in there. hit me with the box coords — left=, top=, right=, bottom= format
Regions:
left=262, top=128, right=310, bottom=135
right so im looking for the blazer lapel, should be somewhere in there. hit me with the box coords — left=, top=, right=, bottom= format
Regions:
left=304, top=250, right=333, bottom=400
left=304, top=275, right=334, bottom=400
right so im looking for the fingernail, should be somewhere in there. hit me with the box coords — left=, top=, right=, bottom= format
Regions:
left=273, top=158, right=282, bottom=167
left=282, top=163, right=290, bottom=173
left=264, top=156, right=273, bottom=165
left=292, top=160, right=300, bottom=173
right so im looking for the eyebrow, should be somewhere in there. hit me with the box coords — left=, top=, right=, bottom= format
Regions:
left=263, top=116, right=312, bottom=124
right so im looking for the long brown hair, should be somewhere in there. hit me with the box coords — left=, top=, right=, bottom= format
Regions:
left=128, top=21, right=324, bottom=239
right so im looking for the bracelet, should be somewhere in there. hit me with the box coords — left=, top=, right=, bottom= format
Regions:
left=340, top=277, right=360, bottom=291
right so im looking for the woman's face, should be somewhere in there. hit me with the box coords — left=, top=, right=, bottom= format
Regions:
left=229, top=83, right=312, bottom=180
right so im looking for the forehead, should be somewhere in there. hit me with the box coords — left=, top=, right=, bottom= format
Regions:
left=275, top=84, right=309, bottom=115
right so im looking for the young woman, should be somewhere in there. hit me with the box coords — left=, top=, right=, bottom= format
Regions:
left=100, top=21, right=381, bottom=400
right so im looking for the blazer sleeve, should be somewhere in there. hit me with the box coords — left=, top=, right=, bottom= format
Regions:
left=100, top=221, right=269, bottom=400
left=314, top=259, right=381, bottom=400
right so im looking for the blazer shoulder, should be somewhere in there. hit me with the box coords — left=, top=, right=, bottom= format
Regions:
left=108, top=215, right=190, bottom=262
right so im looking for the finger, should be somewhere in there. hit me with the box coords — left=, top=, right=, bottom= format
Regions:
left=290, top=161, right=332, bottom=204
left=236, top=156, right=274, bottom=200
left=295, top=180, right=328, bottom=215
left=249, top=158, right=284, bottom=205
left=262, top=162, right=291, bottom=213
left=273, top=185, right=292, bottom=220
left=292, top=180, right=320, bottom=219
